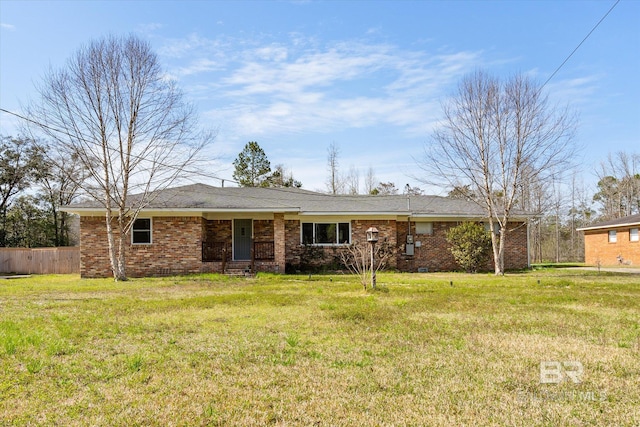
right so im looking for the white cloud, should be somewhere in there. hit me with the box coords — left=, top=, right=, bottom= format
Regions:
left=545, top=74, right=600, bottom=107
left=137, top=22, right=163, bottom=34
left=175, top=58, right=224, bottom=76
left=164, top=33, right=485, bottom=143
left=1, top=22, right=16, bottom=31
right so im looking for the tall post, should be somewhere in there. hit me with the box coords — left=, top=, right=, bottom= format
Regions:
left=370, top=241, right=376, bottom=289
left=366, top=226, right=379, bottom=290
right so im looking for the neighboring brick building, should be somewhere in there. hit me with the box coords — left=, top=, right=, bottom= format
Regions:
left=63, top=184, right=532, bottom=278
left=578, top=213, right=640, bottom=266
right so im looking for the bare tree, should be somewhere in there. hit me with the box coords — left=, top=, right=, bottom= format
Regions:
left=267, top=164, right=302, bottom=188
left=403, top=184, right=423, bottom=196
left=26, top=35, right=212, bottom=280
left=372, top=182, right=398, bottom=195
left=325, top=141, right=344, bottom=194
left=364, top=166, right=377, bottom=195
left=420, top=70, right=576, bottom=274
left=593, top=151, right=640, bottom=219
left=339, top=240, right=396, bottom=290
left=345, top=165, right=360, bottom=195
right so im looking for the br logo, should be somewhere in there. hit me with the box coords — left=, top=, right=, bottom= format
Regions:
left=539, top=361, right=584, bottom=384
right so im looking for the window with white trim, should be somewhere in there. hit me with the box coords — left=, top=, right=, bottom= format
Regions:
left=132, top=218, right=152, bottom=244
left=415, top=222, right=433, bottom=235
left=608, top=230, right=617, bottom=243
left=630, top=228, right=639, bottom=242
left=302, top=222, right=350, bottom=245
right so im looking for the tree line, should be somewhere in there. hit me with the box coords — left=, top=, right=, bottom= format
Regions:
left=3, top=33, right=637, bottom=278
left=4, top=133, right=637, bottom=266
left=231, top=140, right=423, bottom=196
left=0, top=136, right=83, bottom=247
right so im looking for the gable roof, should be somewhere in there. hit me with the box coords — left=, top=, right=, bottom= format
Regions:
left=63, top=183, right=530, bottom=219
left=577, top=213, right=640, bottom=232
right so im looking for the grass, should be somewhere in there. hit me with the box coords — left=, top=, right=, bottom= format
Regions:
left=0, top=270, right=639, bottom=426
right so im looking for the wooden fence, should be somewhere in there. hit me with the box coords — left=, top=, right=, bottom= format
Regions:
left=0, top=247, right=80, bottom=275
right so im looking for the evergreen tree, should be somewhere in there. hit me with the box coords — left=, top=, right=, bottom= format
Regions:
left=232, top=141, right=272, bottom=187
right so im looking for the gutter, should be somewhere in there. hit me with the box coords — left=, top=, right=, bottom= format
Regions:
left=60, top=207, right=300, bottom=214
left=577, top=221, right=640, bottom=232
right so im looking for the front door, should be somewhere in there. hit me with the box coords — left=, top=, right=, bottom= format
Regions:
left=233, top=219, right=252, bottom=260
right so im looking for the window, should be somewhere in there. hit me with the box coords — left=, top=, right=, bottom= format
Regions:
left=630, top=228, right=639, bottom=242
left=484, top=222, right=500, bottom=235
left=302, top=222, right=350, bottom=245
left=608, top=230, right=617, bottom=243
left=132, top=218, right=152, bottom=244
left=415, top=222, right=433, bottom=235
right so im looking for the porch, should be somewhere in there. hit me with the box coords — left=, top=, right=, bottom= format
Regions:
left=201, top=240, right=278, bottom=273
left=200, top=215, right=285, bottom=274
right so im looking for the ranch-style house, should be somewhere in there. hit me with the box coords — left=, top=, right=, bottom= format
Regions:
left=63, top=184, right=532, bottom=278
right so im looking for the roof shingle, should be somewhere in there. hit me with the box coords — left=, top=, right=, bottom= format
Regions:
left=65, top=183, right=528, bottom=218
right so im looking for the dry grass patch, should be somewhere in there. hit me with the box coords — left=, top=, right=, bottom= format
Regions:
left=0, top=271, right=638, bottom=425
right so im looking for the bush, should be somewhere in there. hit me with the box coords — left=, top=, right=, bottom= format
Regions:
left=446, top=222, right=492, bottom=273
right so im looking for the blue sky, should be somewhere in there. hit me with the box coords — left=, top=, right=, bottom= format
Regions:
left=1, top=0, right=638, bottom=194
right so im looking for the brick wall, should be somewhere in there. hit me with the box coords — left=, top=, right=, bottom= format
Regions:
left=80, top=215, right=531, bottom=277
left=351, top=219, right=398, bottom=269
left=396, top=221, right=457, bottom=272
left=396, top=221, right=529, bottom=272
left=128, top=216, right=202, bottom=276
left=254, top=220, right=274, bottom=241
left=284, top=220, right=304, bottom=269
left=79, top=216, right=113, bottom=278
left=583, top=228, right=640, bottom=266
left=273, top=214, right=285, bottom=273
left=284, top=219, right=398, bottom=271
left=203, top=219, right=232, bottom=243
left=80, top=216, right=203, bottom=278
left=502, top=223, right=529, bottom=270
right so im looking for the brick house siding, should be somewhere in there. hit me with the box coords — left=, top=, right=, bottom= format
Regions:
left=396, top=221, right=529, bottom=272
left=397, top=221, right=458, bottom=272
left=501, top=222, right=529, bottom=270
left=583, top=228, right=639, bottom=266
left=203, top=219, right=232, bottom=244
left=68, top=185, right=534, bottom=277
left=79, top=216, right=112, bottom=278
left=80, top=215, right=530, bottom=278
left=80, top=216, right=203, bottom=278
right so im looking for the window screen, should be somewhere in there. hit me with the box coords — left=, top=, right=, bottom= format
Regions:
left=132, top=218, right=152, bottom=244
left=301, top=222, right=350, bottom=245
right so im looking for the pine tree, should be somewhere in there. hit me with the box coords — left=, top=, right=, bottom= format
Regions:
left=232, top=141, right=272, bottom=187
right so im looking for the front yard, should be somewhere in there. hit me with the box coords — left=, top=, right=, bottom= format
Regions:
left=1, top=270, right=638, bottom=425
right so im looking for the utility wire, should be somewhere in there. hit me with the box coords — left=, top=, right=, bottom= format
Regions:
left=0, top=107, right=239, bottom=186
left=541, top=0, right=620, bottom=90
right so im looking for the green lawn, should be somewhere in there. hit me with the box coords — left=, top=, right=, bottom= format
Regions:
left=1, top=271, right=638, bottom=426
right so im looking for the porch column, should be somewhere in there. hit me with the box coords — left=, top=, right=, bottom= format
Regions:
left=274, top=213, right=286, bottom=273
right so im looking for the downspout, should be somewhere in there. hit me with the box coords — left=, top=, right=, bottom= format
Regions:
left=407, top=195, right=411, bottom=241
left=527, top=218, right=531, bottom=269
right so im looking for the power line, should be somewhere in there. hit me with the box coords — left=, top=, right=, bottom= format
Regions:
left=0, top=106, right=238, bottom=186
left=541, top=0, right=620, bottom=90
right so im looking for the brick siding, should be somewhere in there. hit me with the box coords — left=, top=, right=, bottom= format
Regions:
left=80, top=215, right=530, bottom=277
left=80, top=216, right=203, bottom=278
left=203, top=219, right=232, bottom=243
left=396, top=221, right=529, bottom=272
left=583, top=228, right=640, bottom=266
left=253, top=220, right=271, bottom=241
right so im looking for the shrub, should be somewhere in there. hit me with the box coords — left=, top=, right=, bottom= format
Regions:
left=446, top=222, right=492, bottom=273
